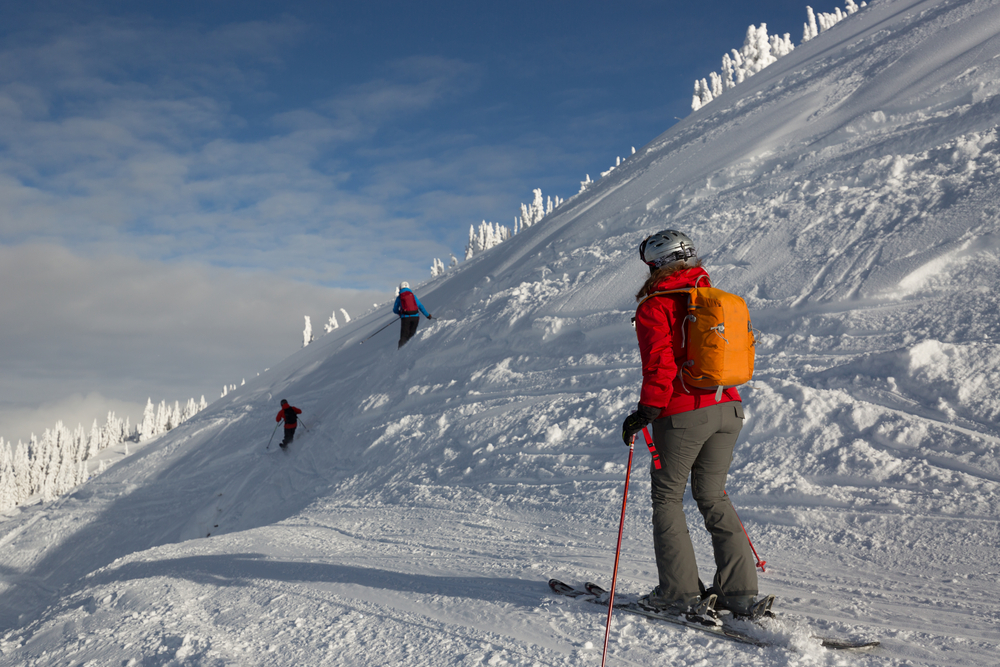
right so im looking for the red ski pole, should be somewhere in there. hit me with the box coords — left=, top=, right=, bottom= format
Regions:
left=726, top=491, right=766, bottom=572
left=600, top=434, right=636, bottom=667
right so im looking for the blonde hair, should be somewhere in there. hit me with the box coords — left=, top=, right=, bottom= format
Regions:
left=635, top=259, right=702, bottom=302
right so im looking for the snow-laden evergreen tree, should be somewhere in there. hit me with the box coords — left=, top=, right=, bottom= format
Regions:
left=529, top=189, right=545, bottom=226
left=602, top=155, right=631, bottom=179
left=694, top=23, right=787, bottom=110
left=518, top=203, right=530, bottom=231
left=168, top=401, right=182, bottom=431
left=303, top=316, right=313, bottom=347
left=515, top=189, right=547, bottom=231
left=0, top=441, right=15, bottom=511
left=140, top=398, right=157, bottom=442
left=466, top=221, right=506, bottom=259
left=743, top=24, right=778, bottom=76
left=465, top=225, right=476, bottom=260
left=12, top=441, right=30, bottom=506
left=449, top=254, right=458, bottom=269
left=38, top=428, right=57, bottom=502
left=324, top=310, right=339, bottom=333
left=770, top=30, right=795, bottom=58
left=803, top=2, right=865, bottom=41
left=53, top=424, right=77, bottom=498
left=88, top=419, right=101, bottom=458
left=154, top=401, right=169, bottom=435
left=695, top=3, right=864, bottom=110
left=182, top=398, right=199, bottom=423
left=810, top=1, right=863, bottom=37
left=430, top=257, right=445, bottom=277
left=579, top=174, right=593, bottom=194
left=72, top=424, right=87, bottom=472
left=339, top=308, right=350, bottom=324
left=804, top=6, right=820, bottom=41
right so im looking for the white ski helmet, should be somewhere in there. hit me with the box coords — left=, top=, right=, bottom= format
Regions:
left=639, top=230, right=698, bottom=270
left=399, top=281, right=410, bottom=290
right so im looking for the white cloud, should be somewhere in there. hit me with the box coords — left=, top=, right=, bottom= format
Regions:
left=0, top=393, right=146, bottom=450
left=0, top=244, right=386, bottom=445
left=0, top=22, right=477, bottom=287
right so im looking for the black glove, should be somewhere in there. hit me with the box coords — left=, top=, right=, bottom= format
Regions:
left=621, top=404, right=660, bottom=445
left=427, top=314, right=433, bottom=319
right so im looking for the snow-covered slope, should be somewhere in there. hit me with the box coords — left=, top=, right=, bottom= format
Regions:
left=3, top=0, right=1000, bottom=664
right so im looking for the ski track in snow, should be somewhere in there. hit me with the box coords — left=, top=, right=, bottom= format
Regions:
left=3, top=0, right=1000, bottom=664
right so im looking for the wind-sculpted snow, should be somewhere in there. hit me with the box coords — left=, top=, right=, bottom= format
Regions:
left=2, top=0, right=1000, bottom=664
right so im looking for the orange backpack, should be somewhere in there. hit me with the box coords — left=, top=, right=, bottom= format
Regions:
left=639, top=277, right=755, bottom=399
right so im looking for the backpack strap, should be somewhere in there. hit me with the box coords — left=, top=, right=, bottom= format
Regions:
left=637, top=288, right=699, bottom=346
left=636, top=287, right=691, bottom=309
left=635, top=288, right=698, bottom=393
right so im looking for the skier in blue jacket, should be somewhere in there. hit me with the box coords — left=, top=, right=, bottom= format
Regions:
left=392, top=282, right=433, bottom=348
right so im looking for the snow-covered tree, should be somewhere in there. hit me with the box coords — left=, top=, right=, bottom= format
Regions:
left=804, top=6, right=820, bottom=41
left=770, top=31, right=795, bottom=58
left=465, top=225, right=476, bottom=260
left=303, top=316, right=313, bottom=347
left=12, top=441, right=30, bottom=505
left=154, top=400, right=169, bottom=435
left=0, top=390, right=210, bottom=511
left=167, top=401, right=182, bottom=431
left=26, top=434, right=41, bottom=497
left=0, top=442, right=15, bottom=511
left=140, top=398, right=156, bottom=442
left=695, top=3, right=864, bottom=110
left=692, top=79, right=713, bottom=110
left=324, top=311, right=339, bottom=333
left=466, top=220, right=512, bottom=259
left=182, top=398, right=198, bottom=423
left=804, top=2, right=865, bottom=41
left=694, top=23, right=791, bottom=110
left=602, top=155, right=630, bottom=179
left=529, top=189, right=545, bottom=226
left=340, top=308, right=351, bottom=324
left=88, top=419, right=101, bottom=458
left=431, top=258, right=445, bottom=277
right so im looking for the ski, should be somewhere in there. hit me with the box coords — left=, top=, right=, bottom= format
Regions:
left=584, top=581, right=878, bottom=650
left=589, top=581, right=775, bottom=622
left=549, top=579, right=768, bottom=647
left=550, top=579, right=879, bottom=651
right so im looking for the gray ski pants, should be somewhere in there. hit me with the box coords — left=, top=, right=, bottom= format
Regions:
left=649, top=401, right=758, bottom=602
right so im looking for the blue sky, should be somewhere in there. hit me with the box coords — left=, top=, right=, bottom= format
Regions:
left=0, top=0, right=832, bottom=443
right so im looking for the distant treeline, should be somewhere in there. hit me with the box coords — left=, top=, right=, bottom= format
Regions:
left=0, top=396, right=208, bottom=511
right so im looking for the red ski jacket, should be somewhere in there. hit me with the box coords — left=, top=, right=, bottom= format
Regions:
left=276, top=405, right=302, bottom=428
left=634, top=266, right=741, bottom=418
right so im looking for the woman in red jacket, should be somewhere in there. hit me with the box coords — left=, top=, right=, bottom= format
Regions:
left=621, top=230, right=759, bottom=622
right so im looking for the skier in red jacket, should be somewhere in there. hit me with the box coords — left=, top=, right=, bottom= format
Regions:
left=621, top=229, right=758, bottom=623
left=275, top=399, right=302, bottom=449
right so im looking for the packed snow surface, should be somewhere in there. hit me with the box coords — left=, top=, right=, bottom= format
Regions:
left=2, top=0, right=1000, bottom=664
